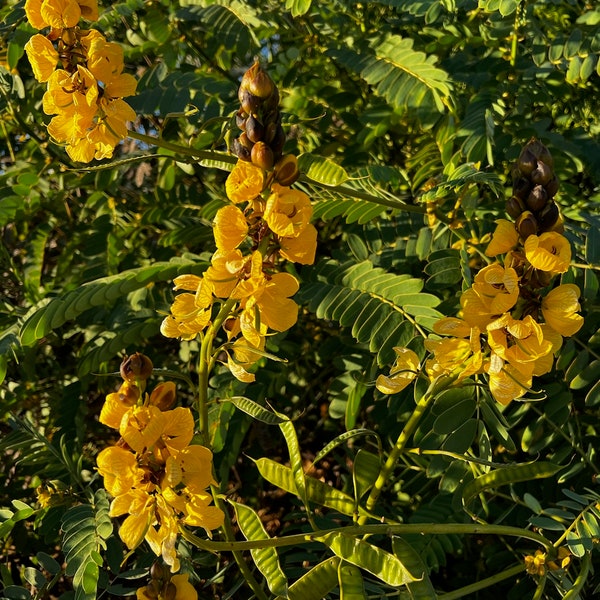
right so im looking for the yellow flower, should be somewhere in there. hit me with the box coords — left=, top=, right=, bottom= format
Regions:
left=541, top=283, right=584, bottom=337
left=524, top=550, right=547, bottom=576
left=524, top=232, right=571, bottom=274
left=77, top=0, right=99, bottom=21
left=137, top=573, right=198, bottom=600
left=163, top=445, right=216, bottom=493
left=486, top=352, right=534, bottom=405
left=487, top=314, right=553, bottom=367
left=485, top=219, right=519, bottom=257
left=204, top=249, right=249, bottom=299
left=432, top=317, right=472, bottom=338
left=213, top=205, right=249, bottom=251
left=99, top=383, right=138, bottom=430
left=375, top=347, right=420, bottom=394
left=225, top=160, right=265, bottom=203
left=279, top=223, right=318, bottom=265
left=96, top=446, right=146, bottom=496
left=471, top=264, right=520, bottom=315
left=24, top=34, right=58, bottom=82
left=424, top=327, right=483, bottom=382
left=264, top=184, right=313, bottom=238
left=25, top=0, right=81, bottom=30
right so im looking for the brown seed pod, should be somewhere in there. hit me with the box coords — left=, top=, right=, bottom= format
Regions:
left=251, top=141, right=274, bottom=170
left=516, top=210, right=539, bottom=239
left=526, top=185, right=548, bottom=212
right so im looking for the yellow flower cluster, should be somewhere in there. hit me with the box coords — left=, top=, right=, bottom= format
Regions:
left=96, top=354, right=224, bottom=573
left=376, top=141, right=583, bottom=405
left=23, top=0, right=136, bottom=162
left=524, top=547, right=571, bottom=576
left=161, top=65, right=317, bottom=383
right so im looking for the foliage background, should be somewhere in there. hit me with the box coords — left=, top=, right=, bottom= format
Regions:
left=1, top=0, right=600, bottom=598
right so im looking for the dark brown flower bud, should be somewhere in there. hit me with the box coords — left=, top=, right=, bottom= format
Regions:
left=245, top=115, right=265, bottom=143
left=513, top=177, right=532, bottom=201
left=150, top=562, right=167, bottom=582
left=251, top=141, right=274, bottom=170
left=545, top=175, right=559, bottom=198
left=240, top=90, right=262, bottom=115
left=538, top=201, right=559, bottom=231
left=120, top=353, right=153, bottom=382
left=232, top=137, right=251, bottom=162
left=529, top=139, right=554, bottom=168
left=531, top=161, right=553, bottom=186
left=506, top=196, right=525, bottom=219
left=526, top=185, right=548, bottom=212
left=240, top=61, right=275, bottom=99
left=530, top=269, right=553, bottom=289
left=163, top=582, right=177, bottom=600
left=516, top=210, right=538, bottom=239
left=270, top=124, right=286, bottom=156
left=149, top=382, right=176, bottom=411
left=517, top=148, right=537, bottom=176
left=235, top=109, right=247, bottom=130
left=273, top=154, right=300, bottom=186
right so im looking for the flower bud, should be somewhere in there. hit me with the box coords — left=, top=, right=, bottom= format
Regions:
left=245, top=114, right=265, bottom=143
left=163, top=582, right=177, bottom=600
left=538, top=201, right=559, bottom=231
left=512, top=177, right=532, bottom=201
left=240, top=61, right=275, bottom=99
left=240, top=89, right=262, bottom=115
left=526, top=185, right=548, bottom=212
left=517, top=148, right=537, bottom=176
left=120, top=353, right=153, bottom=382
left=506, top=196, right=525, bottom=219
left=150, top=562, right=168, bottom=583
left=529, top=139, right=554, bottom=168
left=516, top=210, right=538, bottom=239
left=273, top=154, right=300, bottom=186
left=251, top=141, right=274, bottom=170
left=149, top=382, right=176, bottom=411
left=545, top=175, right=559, bottom=198
left=235, top=109, right=247, bottom=130
left=232, top=137, right=251, bottom=162
left=531, top=161, right=553, bottom=186
left=270, top=124, right=286, bottom=156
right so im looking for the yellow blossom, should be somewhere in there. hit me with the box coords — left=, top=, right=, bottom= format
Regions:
left=264, top=184, right=313, bottom=238
left=376, top=347, right=420, bottom=394
left=225, top=160, right=265, bottom=203
left=541, top=283, right=584, bottom=337
left=24, top=34, right=58, bottom=82
left=279, top=223, right=318, bottom=265
left=485, top=219, right=519, bottom=257
left=485, top=352, right=534, bottom=405
left=471, top=264, right=520, bottom=315
left=213, top=205, right=249, bottom=251
left=96, top=446, right=146, bottom=496
left=204, top=249, right=249, bottom=298
left=524, top=549, right=547, bottom=576
left=524, top=231, right=571, bottom=274
left=25, top=0, right=82, bottom=30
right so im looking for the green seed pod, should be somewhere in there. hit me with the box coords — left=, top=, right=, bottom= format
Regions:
left=273, top=154, right=300, bottom=186
left=526, top=185, right=548, bottom=212
left=251, top=141, right=274, bottom=170
left=506, top=196, right=525, bottom=219
left=246, top=115, right=265, bottom=143
left=538, top=201, right=559, bottom=231
left=516, top=210, right=538, bottom=239
left=531, top=161, right=553, bottom=186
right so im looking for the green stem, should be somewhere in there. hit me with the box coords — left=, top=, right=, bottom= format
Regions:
left=437, top=563, right=525, bottom=600
left=180, top=522, right=553, bottom=553
left=359, top=376, right=456, bottom=524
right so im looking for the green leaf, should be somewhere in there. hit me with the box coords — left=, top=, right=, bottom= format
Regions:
left=353, top=449, right=381, bottom=503
left=279, top=419, right=310, bottom=513
left=338, top=562, right=365, bottom=599
left=298, top=153, right=349, bottom=187
left=225, top=396, right=288, bottom=424
left=230, top=501, right=288, bottom=596
left=285, top=0, right=312, bottom=17
left=317, top=532, right=417, bottom=587
left=277, top=557, right=339, bottom=600
left=462, top=462, right=562, bottom=517
left=312, top=429, right=382, bottom=466
left=391, top=537, right=438, bottom=599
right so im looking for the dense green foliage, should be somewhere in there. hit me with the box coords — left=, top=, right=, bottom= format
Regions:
left=1, top=0, right=600, bottom=598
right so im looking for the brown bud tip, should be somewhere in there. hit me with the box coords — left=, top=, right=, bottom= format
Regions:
left=526, top=185, right=548, bottom=212
left=516, top=210, right=539, bottom=239
left=120, top=352, right=153, bottom=382
left=245, top=114, right=265, bottom=143
left=512, top=177, right=532, bottom=201
left=517, top=147, right=537, bottom=176
left=531, top=161, right=553, bottom=186
left=273, top=154, right=299, bottom=186
left=235, top=109, right=247, bottom=130
left=538, top=201, right=560, bottom=231
left=506, top=196, right=525, bottom=219
left=251, top=141, right=274, bottom=170
left=239, top=89, right=262, bottom=115
left=232, top=138, right=252, bottom=162
left=525, top=138, right=554, bottom=168
left=240, top=61, right=275, bottom=99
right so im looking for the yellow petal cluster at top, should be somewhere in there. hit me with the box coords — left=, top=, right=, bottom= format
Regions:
left=161, top=140, right=316, bottom=383
left=23, top=0, right=136, bottom=162
left=376, top=149, right=583, bottom=406
left=96, top=354, right=224, bottom=573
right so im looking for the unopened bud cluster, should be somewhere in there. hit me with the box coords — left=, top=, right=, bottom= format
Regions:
left=136, top=562, right=197, bottom=600
left=508, top=139, right=561, bottom=239
left=231, top=60, right=299, bottom=186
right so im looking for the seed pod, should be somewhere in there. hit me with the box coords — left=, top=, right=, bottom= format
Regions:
left=273, top=154, right=300, bottom=186
left=251, top=141, right=274, bottom=170
left=526, top=185, right=548, bottom=212
left=531, top=161, right=553, bottom=186
left=120, top=352, right=153, bottom=382
left=538, top=201, right=559, bottom=231
left=246, top=114, right=265, bottom=143
left=506, top=196, right=526, bottom=219
left=545, top=175, right=559, bottom=198
left=517, top=148, right=537, bottom=176
left=516, top=210, right=538, bottom=239
left=513, top=177, right=532, bottom=201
